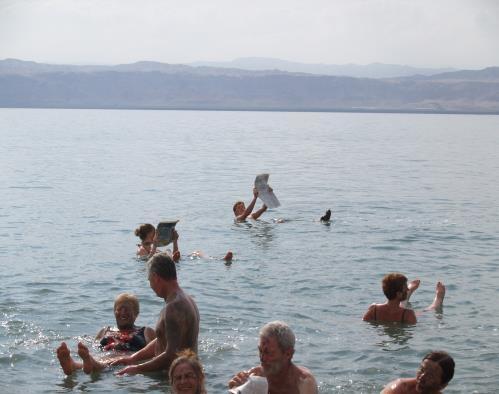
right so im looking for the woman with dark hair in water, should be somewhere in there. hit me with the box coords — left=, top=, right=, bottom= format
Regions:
left=135, top=223, right=180, bottom=261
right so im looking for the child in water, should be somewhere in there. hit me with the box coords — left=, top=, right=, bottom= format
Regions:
left=134, top=223, right=180, bottom=261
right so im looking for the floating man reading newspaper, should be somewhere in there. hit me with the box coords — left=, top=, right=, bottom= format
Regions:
left=254, top=174, right=280, bottom=208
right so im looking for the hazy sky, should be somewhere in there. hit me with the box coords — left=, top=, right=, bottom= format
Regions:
left=1, top=0, right=498, bottom=69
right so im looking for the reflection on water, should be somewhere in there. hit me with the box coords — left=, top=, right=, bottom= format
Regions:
left=248, top=220, right=276, bottom=249
left=232, top=220, right=276, bottom=249
left=371, top=322, right=415, bottom=350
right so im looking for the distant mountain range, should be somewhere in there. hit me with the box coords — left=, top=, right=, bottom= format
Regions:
left=1, top=58, right=498, bottom=114
left=191, top=57, right=457, bottom=79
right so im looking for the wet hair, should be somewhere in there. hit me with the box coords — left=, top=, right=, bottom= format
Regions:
left=134, top=223, right=155, bottom=241
left=169, top=349, right=206, bottom=394
left=232, top=201, right=244, bottom=215
left=260, top=321, right=295, bottom=352
left=148, top=253, right=177, bottom=280
left=423, top=351, right=455, bottom=386
left=382, top=273, right=408, bottom=300
left=114, top=293, right=140, bottom=316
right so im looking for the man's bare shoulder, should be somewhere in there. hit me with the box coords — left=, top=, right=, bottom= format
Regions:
left=294, top=365, right=318, bottom=394
left=381, top=378, right=416, bottom=393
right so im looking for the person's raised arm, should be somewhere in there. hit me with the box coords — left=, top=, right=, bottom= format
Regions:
left=250, top=204, right=267, bottom=220
left=236, top=188, right=259, bottom=221
left=171, top=230, right=180, bottom=262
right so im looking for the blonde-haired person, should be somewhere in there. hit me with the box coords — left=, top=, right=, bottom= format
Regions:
left=169, top=349, right=207, bottom=394
left=56, top=293, right=155, bottom=375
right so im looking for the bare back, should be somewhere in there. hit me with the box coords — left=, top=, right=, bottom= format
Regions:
left=155, top=288, right=199, bottom=357
left=364, top=303, right=416, bottom=324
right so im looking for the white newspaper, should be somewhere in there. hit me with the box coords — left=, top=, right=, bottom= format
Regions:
left=229, top=376, right=268, bottom=394
left=254, top=174, right=280, bottom=208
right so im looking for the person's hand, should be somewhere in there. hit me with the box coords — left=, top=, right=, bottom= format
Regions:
left=110, top=356, right=134, bottom=366
left=268, top=186, right=273, bottom=193
left=116, top=365, right=140, bottom=376
left=253, top=187, right=259, bottom=198
left=172, top=250, right=180, bottom=262
left=228, top=370, right=250, bottom=388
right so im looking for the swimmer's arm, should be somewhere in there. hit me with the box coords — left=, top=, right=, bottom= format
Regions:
left=362, top=304, right=376, bottom=321
left=172, top=230, right=180, bottom=262
left=136, top=246, right=149, bottom=257
left=112, top=338, right=157, bottom=370
left=250, top=204, right=267, bottom=220
left=132, top=311, right=181, bottom=373
left=228, top=366, right=263, bottom=388
left=129, top=338, right=157, bottom=362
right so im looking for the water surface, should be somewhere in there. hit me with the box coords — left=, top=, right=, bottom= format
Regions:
left=1, top=109, right=498, bottom=393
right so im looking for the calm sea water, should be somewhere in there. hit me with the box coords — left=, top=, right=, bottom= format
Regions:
left=1, top=108, right=498, bottom=393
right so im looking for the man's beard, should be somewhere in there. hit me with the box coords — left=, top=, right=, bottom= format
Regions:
left=262, top=360, right=285, bottom=376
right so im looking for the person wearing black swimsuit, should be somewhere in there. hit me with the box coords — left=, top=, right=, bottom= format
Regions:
left=56, top=293, right=156, bottom=375
left=362, top=273, right=418, bottom=324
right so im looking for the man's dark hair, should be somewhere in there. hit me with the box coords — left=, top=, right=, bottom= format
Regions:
left=423, top=351, right=455, bottom=386
left=382, top=273, right=407, bottom=300
left=148, top=253, right=177, bottom=280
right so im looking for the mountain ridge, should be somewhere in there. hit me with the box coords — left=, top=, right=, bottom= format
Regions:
left=1, top=59, right=498, bottom=114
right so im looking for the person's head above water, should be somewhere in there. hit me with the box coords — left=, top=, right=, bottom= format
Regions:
left=382, top=273, right=409, bottom=301
left=148, top=253, right=177, bottom=281
left=258, top=321, right=295, bottom=376
left=135, top=223, right=155, bottom=243
left=417, top=351, right=455, bottom=392
left=232, top=200, right=245, bottom=216
left=169, top=349, right=206, bottom=394
left=113, top=293, right=140, bottom=330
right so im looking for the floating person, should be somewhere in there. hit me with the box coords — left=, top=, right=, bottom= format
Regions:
left=135, top=223, right=180, bottom=262
left=381, top=351, right=455, bottom=393
left=112, top=253, right=200, bottom=375
left=56, top=293, right=156, bottom=375
left=233, top=187, right=269, bottom=222
left=228, top=321, right=318, bottom=394
left=189, top=250, right=233, bottom=262
left=169, top=349, right=207, bottom=394
left=363, top=273, right=446, bottom=324
left=320, top=209, right=331, bottom=222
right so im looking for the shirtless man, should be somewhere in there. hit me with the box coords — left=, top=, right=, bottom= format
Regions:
left=382, top=351, right=455, bottom=393
left=55, top=293, right=156, bottom=375
left=363, top=273, right=446, bottom=324
left=233, top=187, right=269, bottom=222
left=228, top=321, right=318, bottom=394
left=112, top=253, right=200, bottom=375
